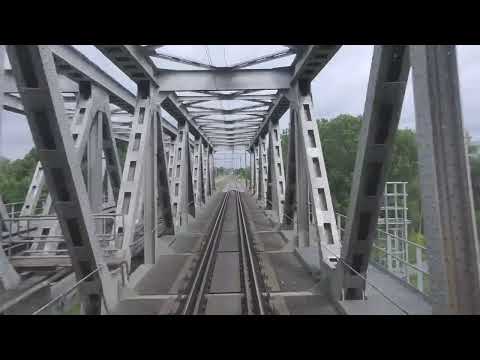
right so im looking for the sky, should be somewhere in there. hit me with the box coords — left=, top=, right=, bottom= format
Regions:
left=2, top=45, right=480, bottom=162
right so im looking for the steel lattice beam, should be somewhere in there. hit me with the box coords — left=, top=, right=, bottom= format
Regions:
left=7, top=45, right=118, bottom=314
left=95, top=45, right=212, bottom=147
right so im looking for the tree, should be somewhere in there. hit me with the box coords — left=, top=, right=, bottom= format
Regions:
left=0, top=148, right=39, bottom=203
left=280, top=114, right=421, bottom=233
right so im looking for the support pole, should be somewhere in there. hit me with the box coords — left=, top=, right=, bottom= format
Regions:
left=290, top=81, right=341, bottom=267
left=209, top=147, right=216, bottom=192
left=284, top=109, right=297, bottom=229
left=268, top=117, right=286, bottom=222
left=144, top=106, right=158, bottom=264
left=336, top=45, right=409, bottom=300
left=87, top=112, right=103, bottom=216
left=193, top=136, right=205, bottom=206
left=170, top=120, right=195, bottom=229
left=411, top=45, right=480, bottom=314
left=254, top=143, right=261, bottom=199
left=258, top=134, right=268, bottom=206
left=155, top=109, right=174, bottom=235
left=115, top=81, right=158, bottom=265
left=202, top=140, right=211, bottom=199
left=249, top=149, right=255, bottom=193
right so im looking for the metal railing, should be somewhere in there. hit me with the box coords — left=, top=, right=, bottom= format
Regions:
left=336, top=213, right=430, bottom=296
left=32, top=267, right=103, bottom=315
left=258, top=195, right=428, bottom=308
left=1, top=212, right=126, bottom=258
left=276, top=207, right=409, bottom=313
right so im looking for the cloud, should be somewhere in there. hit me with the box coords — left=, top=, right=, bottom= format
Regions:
left=3, top=45, right=480, bottom=160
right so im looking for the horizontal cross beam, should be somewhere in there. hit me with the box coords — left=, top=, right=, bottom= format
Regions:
left=156, top=67, right=292, bottom=91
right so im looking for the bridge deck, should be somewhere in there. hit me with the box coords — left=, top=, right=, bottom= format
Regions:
left=114, top=190, right=339, bottom=315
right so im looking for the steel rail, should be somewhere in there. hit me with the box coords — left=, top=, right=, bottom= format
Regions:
left=180, top=192, right=230, bottom=315
left=235, top=191, right=266, bottom=314
left=236, top=191, right=254, bottom=314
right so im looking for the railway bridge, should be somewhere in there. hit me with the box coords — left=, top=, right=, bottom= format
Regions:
left=0, top=45, right=477, bottom=315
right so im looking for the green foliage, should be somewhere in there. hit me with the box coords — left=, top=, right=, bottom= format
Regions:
left=280, top=114, right=422, bottom=232
left=115, top=139, right=128, bottom=171
left=235, top=167, right=249, bottom=180
left=0, top=148, right=38, bottom=203
left=216, top=167, right=226, bottom=176
left=317, top=114, right=363, bottom=214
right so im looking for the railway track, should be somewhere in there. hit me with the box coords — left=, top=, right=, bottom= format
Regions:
left=178, top=190, right=271, bottom=315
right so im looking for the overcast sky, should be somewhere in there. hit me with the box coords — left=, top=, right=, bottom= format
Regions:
left=2, top=45, right=480, bottom=161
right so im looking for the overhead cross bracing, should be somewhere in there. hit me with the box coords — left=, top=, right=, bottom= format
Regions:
left=96, top=45, right=332, bottom=150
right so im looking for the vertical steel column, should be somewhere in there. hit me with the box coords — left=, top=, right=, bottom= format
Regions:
left=102, top=157, right=115, bottom=207
left=266, top=134, right=273, bottom=210
left=411, top=45, right=480, bottom=314
left=244, top=150, right=248, bottom=189
left=283, top=109, right=297, bottom=229
left=167, top=138, right=176, bottom=188
left=209, top=147, right=216, bottom=191
left=249, top=149, right=255, bottom=193
left=144, top=107, right=157, bottom=264
left=337, top=45, right=409, bottom=300
left=155, top=109, right=174, bottom=236
left=7, top=45, right=117, bottom=314
left=193, top=136, right=205, bottom=206
left=293, top=105, right=309, bottom=247
left=170, top=120, right=195, bottom=229
left=114, top=81, right=156, bottom=265
left=290, top=81, right=341, bottom=265
left=257, top=134, right=268, bottom=206
left=268, top=118, right=286, bottom=223
left=202, top=140, right=211, bottom=199
left=101, top=106, right=122, bottom=204
left=87, top=112, right=103, bottom=216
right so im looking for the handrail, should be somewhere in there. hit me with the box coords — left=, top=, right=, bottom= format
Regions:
left=32, top=267, right=102, bottom=315
left=318, top=242, right=409, bottom=314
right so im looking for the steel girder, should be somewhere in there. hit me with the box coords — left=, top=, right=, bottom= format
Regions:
left=410, top=45, right=480, bottom=314
left=95, top=45, right=212, bottom=148
left=202, top=141, right=212, bottom=200
left=193, top=137, right=206, bottom=206
left=3, top=69, right=79, bottom=93
left=291, top=45, right=341, bottom=84
left=267, top=117, right=286, bottom=222
left=257, top=134, right=269, bottom=206
left=155, top=68, right=292, bottom=92
left=286, top=82, right=340, bottom=270
left=335, top=45, right=410, bottom=300
left=7, top=45, right=117, bottom=314
left=250, top=93, right=290, bottom=148
left=178, top=94, right=278, bottom=102
left=249, top=150, right=255, bottom=193
left=283, top=109, right=297, bottom=229
left=20, top=83, right=123, bottom=256
left=333, top=45, right=480, bottom=314
left=155, top=110, right=175, bottom=238
left=209, top=148, right=216, bottom=192
left=254, top=143, right=260, bottom=197
left=49, top=45, right=136, bottom=112
left=170, top=119, right=195, bottom=229
left=116, top=82, right=171, bottom=264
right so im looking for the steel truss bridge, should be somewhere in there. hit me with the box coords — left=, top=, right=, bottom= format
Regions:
left=0, top=45, right=478, bottom=315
